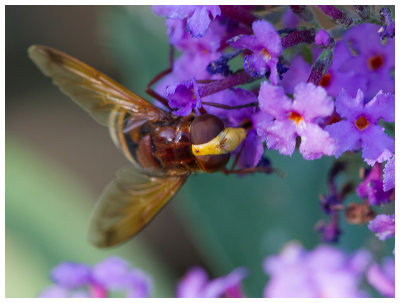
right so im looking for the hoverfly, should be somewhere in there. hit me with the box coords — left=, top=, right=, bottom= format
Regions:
left=28, top=45, right=247, bottom=247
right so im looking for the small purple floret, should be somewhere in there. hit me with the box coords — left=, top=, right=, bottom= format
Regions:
left=315, top=29, right=330, bottom=46
left=229, top=20, right=282, bottom=84
left=356, top=164, right=391, bottom=205
left=368, top=214, right=395, bottom=240
left=340, top=23, right=395, bottom=99
left=326, top=89, right=394, bottom=166
left=256, top=82, right=335, bottom=160
left=166, top=78, right=201, bottom=116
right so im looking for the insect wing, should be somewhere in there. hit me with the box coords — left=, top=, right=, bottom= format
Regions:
left=88, top=167, right=188, bottom=247
left=27, top=45, right=168, bottom=129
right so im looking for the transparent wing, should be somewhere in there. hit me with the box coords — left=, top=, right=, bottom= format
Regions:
left=88, top=167, right=188, bottom=247
left=28, top=45, right=168, bottom=128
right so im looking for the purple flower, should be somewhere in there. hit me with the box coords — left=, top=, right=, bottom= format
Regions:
left=229, top=20, right=282, bottom=83
left=326, top=89, right=394, bottom=166
left=256, top=81, right=335, bottom=160
left=366, top=257, right=394, bottom=297
left=153, top=5, right=221, bottom=38
left=166, top=78, right=201, bottom=116
left=356, top=164, right=391, bottom=205
left=315, top=29, right=330, bottom=46
left=263, top=242, right=371, bottom=297
left=383, top=155, right=395, bottom=191
left=40, top=256, right=152, bottom=298
left=50, top=262, right=91, bottom=288
left=177, top=266, right=247, bottom=298
left=318, top=41, right=367, bottom=98
left=340, top=23, right=395, bottom=99
left=91, top=256, right=151, bottom=297
left=368, top=214, right=395, bottom=240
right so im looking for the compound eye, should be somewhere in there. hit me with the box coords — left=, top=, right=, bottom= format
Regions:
left=190, top=114, right=224, bottom=145
left=190, top=114, right=230, bottom=172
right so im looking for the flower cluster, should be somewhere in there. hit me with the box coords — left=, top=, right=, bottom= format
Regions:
left=153, top=5, right=395, bottom=166
left=40, top=257, right=247, bottom=298
left=153, top=5, right=395, bottom=243
left=40, top=257, right=152, bottom=298
left=263, top=242, right=372, bottom=297
left=149, top=6, right=395, bottom=298
left=40, top=243, right=394, bottom=298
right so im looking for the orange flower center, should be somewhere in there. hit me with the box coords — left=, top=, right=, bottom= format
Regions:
left=261, top=49, right=271, bottom=60
left=354, top=115, right=369, bottom=130
left=319, top=73, right=332, bottom=88
left=289, top=112, right=303, bottom=124
left=368, top=54, right=384, bottom=71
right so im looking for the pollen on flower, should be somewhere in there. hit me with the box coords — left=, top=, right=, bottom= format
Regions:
left=289, top=111, right=303, bottom=124
left=261, top=48, right=271, bottom=60
left=319, top=73, right=332, bottom=88
left=354, top=115, right=369, bottom=130
left=368, top=54, right=384, bottom=71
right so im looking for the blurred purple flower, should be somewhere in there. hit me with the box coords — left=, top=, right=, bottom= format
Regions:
left=283, top=8, right=299, bottom=28
left=177, top=266, right=247, bottom=298
left=356, top=164, right=391, bottom=205
left=263, top=242, right=371, bottom=297
left=229, top=20, right=282, bottom=83
left=281, top=55, right=311, bottom=95
left=368, top=214, right=395, bottom=241
left=316, top=217, right=341, bottom=242
left=315, top=29, right=330, bottom=46
left=326, top=89, right=394, bottom=166
left=256, top=81, right=335, bottom=160
left=153, top=5, right=221, bottom=38
left=50, top=262, right=91, bottom=288
left=340, top=23, right=395, bottom=99
left=40, top=256, right=152, bottom=298
left=383, top=155, right=395, bottom=191
left=366, top=257, right=395, bottom=297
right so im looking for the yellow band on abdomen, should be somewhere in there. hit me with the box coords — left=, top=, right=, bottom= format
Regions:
left=192, top=127, right=247, bottom=156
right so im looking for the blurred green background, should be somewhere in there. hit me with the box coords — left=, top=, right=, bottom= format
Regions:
left=5, top=6, right=392, bottom=298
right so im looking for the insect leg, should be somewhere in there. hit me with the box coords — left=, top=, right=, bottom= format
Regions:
left=146, top=45, right=175, bottom=110
left=222, top=166, right=279, bottom=176
left=202, top=101, right=258, bottom=110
